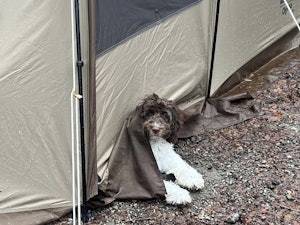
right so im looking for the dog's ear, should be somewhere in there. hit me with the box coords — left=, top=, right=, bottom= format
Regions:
left=136, top=93, right=159, bottom=119
left=151, top=93, right=159, bottom=100
left=145, top=93, right=159, bottom=102
left=167, top=103, right=184, bottom=143
left=136, top=102, right=145, bottom=119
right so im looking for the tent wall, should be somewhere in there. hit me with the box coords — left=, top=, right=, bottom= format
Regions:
left=95, top=1, right=216, bottom=178
left=0, top=0, right=97, bottom=224
left=210, top=0, right=300, bottom=96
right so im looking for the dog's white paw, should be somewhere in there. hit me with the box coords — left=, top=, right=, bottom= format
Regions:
left=176, top=170, right=204, bottom=190
left=163, top=180, right=192, bottom=205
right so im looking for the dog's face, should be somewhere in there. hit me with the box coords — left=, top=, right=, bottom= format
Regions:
left=137, top=93, right=183, bottom=143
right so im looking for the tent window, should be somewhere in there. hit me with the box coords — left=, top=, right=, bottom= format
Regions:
left=95, top=0, right=199, bottom=56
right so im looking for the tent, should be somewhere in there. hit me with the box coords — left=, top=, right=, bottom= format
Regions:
left=0, top=0, right=299, bottom=224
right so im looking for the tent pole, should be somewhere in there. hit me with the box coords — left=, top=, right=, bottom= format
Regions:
left=74, top=0, right=88, bottom=222
left=283, top=0, right=300, bottom=31
left=206, top=0, right=221, bottom=98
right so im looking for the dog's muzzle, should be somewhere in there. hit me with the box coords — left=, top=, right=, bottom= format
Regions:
left=143, top=114, right=171, bottom=140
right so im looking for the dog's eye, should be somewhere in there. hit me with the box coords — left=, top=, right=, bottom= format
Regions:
left=146, top=110, right=155, bottom=117
left=162, top=112, right=170, bottom=122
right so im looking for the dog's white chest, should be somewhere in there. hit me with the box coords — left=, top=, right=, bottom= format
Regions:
left=149, top=138, right=178, bottom=173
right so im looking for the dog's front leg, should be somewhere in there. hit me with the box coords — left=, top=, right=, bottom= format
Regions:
left=167, top=152, right=204, bottom=190
left=163, top=180, right=192, bottom=205
left=151, top=139, right=204, bottom=191
left=174, top=165, right=204, bottom=190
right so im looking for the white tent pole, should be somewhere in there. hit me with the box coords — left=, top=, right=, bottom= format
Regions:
left=283, top=0, right=300, bottom=31
left=71, top=90, right=83, bottom=225
left=70, top=0, right=82, bottom=224
left=75, top=97, right=82, bottom=225
left=71, top=91, right=83, bottom=225
left=70, top=95, right=76, bottom=225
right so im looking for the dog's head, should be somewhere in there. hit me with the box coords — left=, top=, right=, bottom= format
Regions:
left=136, top=93, right=184, bottom=143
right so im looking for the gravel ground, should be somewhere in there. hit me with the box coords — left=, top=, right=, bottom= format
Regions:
left=50, top=54, right=300, bottom=225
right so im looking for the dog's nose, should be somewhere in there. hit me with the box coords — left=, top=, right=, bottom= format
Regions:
left=152, top=126, right=160, bottom=134
left=151, top=121, right=161, bottom=134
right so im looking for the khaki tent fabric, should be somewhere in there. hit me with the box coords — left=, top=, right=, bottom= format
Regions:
left=96, top=0, right=217, bottom=181
left=0, top=1, right=97, bottom=224
left=211, top=0, right=300, bottom=95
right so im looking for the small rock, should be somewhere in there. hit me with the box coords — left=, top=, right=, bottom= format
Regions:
left=225, top=213, right=240, bottom=224
left=271, top=179, right=280, bottom=186
left=266, top=182, right=276, bottom=190
left=264, top=100, right=273, bottom=104
left=283, top=213, right=294, bottom=224
left=237, top=146, right=244, bottom=151
left=207, top=164, right=213, bottom=170
left=175, top=215, right=186, bottom=224
left=284, top=72, right=293, bottom=79
left=260, top=215, right=267, bottom=220
left=67, top=218, right=73, bottom=225
left=265, top=178, right=278, bottom=190
left=226, top=178, right=234, bottom=185
left=106, top=222, right=115, bottom=225
left=286, top=190, right=295, bottom=200
left=190, top=136, right=198, bottom=143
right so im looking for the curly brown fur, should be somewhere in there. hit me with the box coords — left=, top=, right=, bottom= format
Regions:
left=136, top=93, right=184, bottom=143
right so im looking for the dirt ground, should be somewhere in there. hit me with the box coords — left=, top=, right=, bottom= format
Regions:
left=49, top=52, right=300, bottom=225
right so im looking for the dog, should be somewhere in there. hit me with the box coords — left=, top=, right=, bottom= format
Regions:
left=136, top=93, right=204, bottom=205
